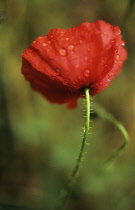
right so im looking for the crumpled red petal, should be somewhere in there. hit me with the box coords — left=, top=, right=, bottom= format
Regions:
left=21, top=20, right=127, bottom=108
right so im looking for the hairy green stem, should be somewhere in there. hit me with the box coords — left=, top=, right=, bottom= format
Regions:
left=55, top=89, right=91, bottom=210
left=67, top=88, right=90, bottom=186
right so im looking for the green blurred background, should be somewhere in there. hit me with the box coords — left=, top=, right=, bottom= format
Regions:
left=0, top=0, right=135, bottom=209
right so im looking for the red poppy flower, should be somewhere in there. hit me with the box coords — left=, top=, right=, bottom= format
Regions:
left=21, top=20, right=127, bottom=108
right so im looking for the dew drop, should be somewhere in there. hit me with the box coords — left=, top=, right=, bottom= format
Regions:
left=119, top=61, right=123, bottom=67
left=55, top=68, right=60, bottom=75
left=51, top=76, right=55, bottom=80
left=59, top=48, right=67, bottom=56
left=79, top=40, right=83, bottom=44
left=42, top=43, right=47, bottom=46
left=84, top=69, right=90, bottom=78
left=122, top=41, right=125, bottom=46
left=27, top=48, right=33, bottom=53
left=108, top=79, right=110, bottom=82
left=75, top=64, right=79, bottom=68
left=68, top=45, right=74, bottom=51
left=110, top=39, right=115, bottom=43
left=116, top=54, right=120, bottom=60
left=113, top=63, right=117, bottom=68
left=78, top=76, right=82, bottom=80
left=84, top=56, right=88, bottom=61
left=65, top=37, right=70, bottom=41
left=33, top=40, right=37, bottom=44
left=63, top=80, right=68, bottom=85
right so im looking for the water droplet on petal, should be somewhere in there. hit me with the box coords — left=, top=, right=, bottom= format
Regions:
left=78, top=76, right=82, bottom=80
left=104, top=64, right=108, bottom=68
left=65, top=37, right=70, bottom=41
left=68, top=45, right=74, bottom=51
left=122, top=41, right=125, bottom=46
left=33, top=40, right=37, bottom=44
left=110, top=39, right=115, bottom=43
left=48, top=41, right=51, bottom=44
left=108, top=79, right=110, bottom=82
left=55, top=68, right=60, bottom=75
left=59, top=48, right=67, bottom=56
left=27, top=48, right=33, bottom=53
left=51, top=76, right=55, bottom=80
left=116, top=54, right=120, bottom=60
left=119, top=60, right=123, bottom=67
left=79, top=40, right=83, bottom=44
left=113, top=26, right=121, bottom=34
left=63, top=80, right=68, bottom=85
left=84, top=69, right=90, bottom=78
left=84, top=56, right=88, bottom=61
left=42, top=43, right=47, bottom=46
left=75, top=64, right=79, bottom=68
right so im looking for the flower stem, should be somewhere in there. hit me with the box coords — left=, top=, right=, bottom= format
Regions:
left=103, top=114, right=129, bottom=167
left=93, top=103, right=129, bottom=167
left=54, top=89, right=91, bottom=210
left=67, top=88, right=91, bottom=187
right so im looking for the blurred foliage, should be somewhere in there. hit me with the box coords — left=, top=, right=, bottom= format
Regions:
left=0, top=0, right=135, bottom=209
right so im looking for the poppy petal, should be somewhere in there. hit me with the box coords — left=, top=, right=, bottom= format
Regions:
left=21, top=20, right=127, bottom=108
